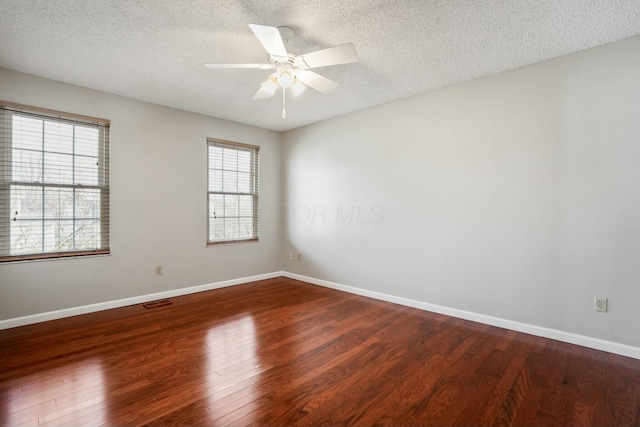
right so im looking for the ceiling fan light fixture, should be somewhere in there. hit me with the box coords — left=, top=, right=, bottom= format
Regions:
left=262, top=75, right=278, bottom=96
left=278, top=69, right=294, bottom=88
left=291, top=78, right=307, bottom=97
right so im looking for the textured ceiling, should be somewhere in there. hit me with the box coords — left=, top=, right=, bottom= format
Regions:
left=1, top=0, right=639, bottom=132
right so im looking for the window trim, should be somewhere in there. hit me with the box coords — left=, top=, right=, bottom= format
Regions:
left=0, top=101, right=110, bottom=263
left=0, top=101, right=110, bottom=126
left=206, top=137, right=260, bottom=246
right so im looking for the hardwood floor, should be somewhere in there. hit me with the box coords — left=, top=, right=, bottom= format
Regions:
left=1, top=277, right=639, bottom=426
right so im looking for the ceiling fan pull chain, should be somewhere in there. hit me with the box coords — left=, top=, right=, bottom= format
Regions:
left=282, top=87, right=286, bottom=118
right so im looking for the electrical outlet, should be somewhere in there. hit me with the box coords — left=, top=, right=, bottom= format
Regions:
left=297, top=253, right=302, bottom=262
left=594, top=297, right=607, bottom=313
left=288, top=252, right=292, bottom=260
left=155, top=265, right=163, bottom=276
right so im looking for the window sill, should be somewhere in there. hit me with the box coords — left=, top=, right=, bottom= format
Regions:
left=207, top=239, right=259, bottom=247
left=0, top=250, right=111, bottom=264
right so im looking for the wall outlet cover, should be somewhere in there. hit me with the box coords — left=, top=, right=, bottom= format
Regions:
left=595, top=297, right=608, bottom=313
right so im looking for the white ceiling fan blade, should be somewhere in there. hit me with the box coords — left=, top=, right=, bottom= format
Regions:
left=252, top=86, right=274, bottom=100
left=295, top=70, right=339, bottom=94
left=249, top=24, right=288, bottom=57
left=205, top=63, right=273, bottom=69
left=297, top=43, right=359, bottom=69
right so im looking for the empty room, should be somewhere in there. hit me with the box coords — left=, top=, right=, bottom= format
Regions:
left=1, top=1, right=640, bottom=426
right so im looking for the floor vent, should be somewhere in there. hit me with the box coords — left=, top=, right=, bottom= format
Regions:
left=143, top=299, right=172, bottom=309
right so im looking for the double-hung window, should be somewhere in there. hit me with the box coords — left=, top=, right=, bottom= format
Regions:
left=0, top=102, right=110, bottom=262
left=207, top=138, right=259, bottom=244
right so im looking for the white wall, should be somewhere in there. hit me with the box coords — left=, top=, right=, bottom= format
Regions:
left=282, top=35, right=640, bottom=348
left=0, top=67, right=282, bottom=320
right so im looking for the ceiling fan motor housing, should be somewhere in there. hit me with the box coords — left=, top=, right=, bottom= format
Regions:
left=277, top=26, right=296, bottom=43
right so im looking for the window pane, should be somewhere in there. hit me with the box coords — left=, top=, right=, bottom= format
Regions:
left=44, top=187, right=74, bottom=219
left=76, top=189, right=100, bottom=219
left=75, top=155, right=99, bottom=185
left=10, top=220, right=43, bottom=255
left=239, top=218, right=253, bottom=239
left=43, top=152, right=73, bottom=184
left=44, top=121, right=73, bottom=154
left=211, top=169, right=223, bottom=192
left=237, top=172, right=251, bottom=193
left=222, top=147, right=237, bottom=170
left=211, top=194, right=224, bottom=218
left=224, top=195, right=238, bottom=217
left=211, top=217, right=225, bottom=241
left=237, top=150, right=251, bottom=173
left=12, top=149, right=43, bottom=182
left=75, top=220, right=100, bottom=250
left=12, top=116, right=42, bottom=151
left=11, top=186, right=43, bottom=219
left=223, top=170, right=238, bottom=193
left=44, top=220, right=74, bottom=252
left=224, top=218, right=239, bottom=240
left=210, top=146, right=223, bottom=169
left=239, top=196, right=253, bottom=217
left=74, top=126, right=99, bottom=157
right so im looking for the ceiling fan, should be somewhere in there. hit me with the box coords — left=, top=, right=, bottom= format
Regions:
left=205, top=24, right=359, bottom=117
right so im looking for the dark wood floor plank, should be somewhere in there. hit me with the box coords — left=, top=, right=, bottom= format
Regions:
left=316, top=319, right=476, bottom=426
left=288, top=316, right=461, bottom=426
left=1, top=277, right=639, bottom=427
left=218, top=307, right=414, bottom=426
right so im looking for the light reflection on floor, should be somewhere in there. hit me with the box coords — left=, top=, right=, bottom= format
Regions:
left=206, top=314, right=262, bottom=424
left=5, top=358, right=106, bottom=426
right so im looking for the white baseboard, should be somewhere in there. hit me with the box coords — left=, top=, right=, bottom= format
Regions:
left=4, top=270, right=639, bottom=360
left=0, top=271, right=284, bottom=331
left=282, top=271, right=640, bottom=360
